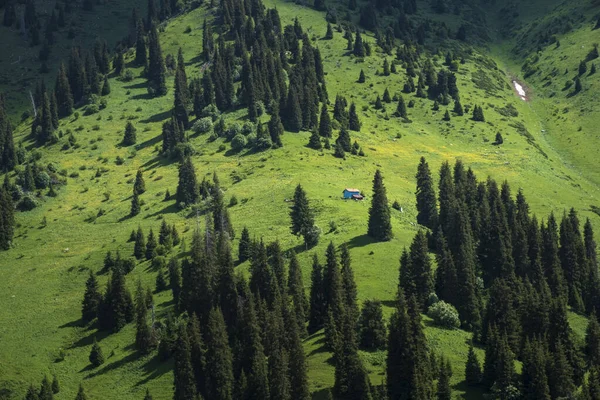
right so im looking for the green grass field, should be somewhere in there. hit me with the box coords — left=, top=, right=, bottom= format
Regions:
left=1, top=0, right=600, bottom=398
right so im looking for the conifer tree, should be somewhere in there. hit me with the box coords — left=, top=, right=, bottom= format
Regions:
left=101, top=76, right=111, bottom=96
left=308, top=254, right=326, bottom=332
left=348, top=103, right=361, bottom=131
left=325, top=23, right=334, bottom=39
left=134, top=226, right=145, bottom=259
left=204, top=308, right=234, bottom=400
left=383, top=88, right=391, bottom=103
left=89, top=338, right=105, bottom=367
left=131, top=191, right=141, bottom=217
left=238, top=227, right=251, bottom=263
left=358, top=300, right=386, bottom=350
left=173, top=49, right=190, bottom=127
left=521, top=338, right=550, bottom=400
left=340, top=243, right=358, bottom=320
left=176, top=157, right=199, bottom=206
left=587, top=313, right=600, bottom=367
left=24, top=384, right=37, bottom=400
left=81, top=271, right=102, bottom=321
left=308, top=130, right=322, bottom=150
left=436, top=358, right=452, bottom=400
left=283, top=85, right=302, bottom=132
left=55, top=63, right=73, bottom=117
left=134, top=168, right=146, bottom=194
left=135, top=25, right=147, bottom=66
left=146, top=229, right=157, bottom=260
left=123, top=122, right=137, bottom=146
left=415, top=157, right=438, bottom=229
left=147, top=24, right=167, bottom=96
left=288, top=251, right=308, bottom=337
left=367, top=170, right=392, bottom=241
left=318, top=103, right=332, bottom=138
left=135, top=281, right=156, bottom=354
left=353, top=31, right=365, bottom=57
left=465, top=345, right=481, bottom=386
left=396, top=94, right=407, bottom=119
left=472, top=105, right=485, bottom=122
left=290, top=184, right=319, bottom=248
left=0, top=185, right=15, bottom=250
left=98, top=268, right=134, bottom=332
left=173, top=324, right=197, bottom=400
left=268, top=109, right=284, bottom=148
left=357, top=69, right=366, bottom=83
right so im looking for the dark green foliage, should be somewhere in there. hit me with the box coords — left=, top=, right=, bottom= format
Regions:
left=453, top=99, right=463, bottom=116
left=123, top=122, right=137, bottom=146
left=396, top=95, right=407, bottom=119
left=101, top=76, right=111, bottom=96
left=465, top=345, right=481, bottom=386
left=436, top=358, right=452, bottom=400
left=39, top=376, right=53, bottom=400
left=81, top=271, right=102, bottom=321
left=387, top=290, right=433, bottom=399
left=579, top=60, right=588, bottom=76
left=143, top=389, right=153, bottom=400
left=308, top=254, right=326, bottom=333
left=367, top=170, right=392, bottom=241
left=54, top=63, right=73, bottom=117
left=348, top=103, right=361, bottom=131
left=131, top=191, right=141, bottom=216
left=147, top=24, right=167, bottom=96
left=283, top=85, right=302, bottom=132
left=405, top=231, right=433, bottom=308
left=134, top=227, right=145, bottom=259
left=238, top=227, right=251, bottom=262
left=97, top=268, right=134, bottom=332
left=494, top=132, right=503, bottom=145
left=268, top=109, right=284, bottom=148
left=173, top=324, right=197, bottom=400
left=415, top=157, right=438, bottom=230
left=443, top=110, right=450, bottom=121
left=176, top=157, right=199, bottom=206
left=382, top=88, right=391, bottom=103
left=134, top=169, right=146, bottom=194
left=89, top=338, right=105, bottom=367
left=319, top=103, right=332, bottom=138
left=357, top=69, right=366, bottom=83
left=74, top=384, right=87, bottom=400
left=308, top=130, right=322, bottom=150
left=135, top=26, right=147, bottom=66
left=288, top=251, right=309, bottom=337
left=358, top=300, right=386, bottom=350
left=325, top=23, right=334, bottom=39
left=146, top=229, right=157, bottom=260
left=587, top=313, right=600, bottom=367
left=204, top=308, right=234, bottom=400
left=290, top=184, right=319, bottom=248
left=173, top=50, right=190, bottom=127
left=472, top=105, right=485, bottom=122
left=521, top=338, right=550, bottom=400
left=0, top=185, right=15, bottom=250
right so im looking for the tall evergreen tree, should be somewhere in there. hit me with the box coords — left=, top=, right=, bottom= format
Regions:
left=288, top=251, right=308, bottom=337
left=415, top=157, right=438, bottom=229
left=173, top=324, right=197, bottom=400
left=204, top=308, right=234, bottom=400
left=147, top=24, right=167, bottom=96
left=308, top=254, right=326, bottom=333
left=173, top=48, right=190, bottom=127
left=465, top=345, right=481, bottom=386
left=176, top=157, right=199, bottom=206
left=348, top=102, right=361, bottom=131
left=81, top=271, right=102, bottom=321
left=290, top=184, right=319, bottom=248
left=123, top=122, right=137, bottom=146
left=367, top=170, right=392, bottom=241
left=54, top=63, right=73, bottom=117
left=0, top=185, right=15, bottom=250
left=135, top=281, right=156, bottom=353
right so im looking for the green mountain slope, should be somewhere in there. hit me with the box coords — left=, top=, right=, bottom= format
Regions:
left=0, top=0, right=599, bottom=399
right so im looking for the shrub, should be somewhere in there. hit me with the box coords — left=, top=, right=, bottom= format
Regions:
left=201, top=104, right=220, bottom=121
left=392, top=200, right=401, bottom=211
left=229, top=195, right=238, bottom=207
left=18, top=195, right=37, bottom=211
left=427, top=300, right=460, bottom=329
left=35, top=171, right=51, bottom=189
left=227, top=122, right=243, bottom=140
left=85, top=104, right=99, bottom=115
left=242, top=121, right=255, bottom=135
left=231, top=134, right=247, bottom=152
left=193, top=117, right=213, bottom=134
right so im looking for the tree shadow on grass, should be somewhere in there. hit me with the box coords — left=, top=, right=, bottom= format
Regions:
left=123, top=81, right=147, bottom=90
left=136, top=134, right=163, bottom=151
left=130, top=93, right=153, bottom=101
left=145, top=203, right=179, bottom=219
left=140, top=110, right=172, bottom=124
left=86, top=351, right=140, bottom=379
left=141, top=155, right=175, bottom=170
left=380, top=300, right=397, bottom=309
left=59, top=318, right=85, bottom=329
left=136, top=356, right=174, bottom=387
left=346, top=234, right=376, bottom=249
left=70, top=328, right=111, bottom=349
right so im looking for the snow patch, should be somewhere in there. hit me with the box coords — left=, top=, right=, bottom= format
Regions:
left=513, top=81, right=527, bottom=101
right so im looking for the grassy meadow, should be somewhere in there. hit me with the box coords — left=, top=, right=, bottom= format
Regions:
left=0, top=0, right=600, bottom=399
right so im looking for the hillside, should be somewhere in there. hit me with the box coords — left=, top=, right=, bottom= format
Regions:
left=1, top=0, right=600, bottom=399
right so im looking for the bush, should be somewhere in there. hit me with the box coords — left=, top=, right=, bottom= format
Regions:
left=193, top=117, right=213, bottom=134
left=427, top=300, right=460, bottom=329
left=201, top=104, right=220, bottom=121
left=18, top=195, right=37, bottom=211
left=242, top=121, right=255, bottom=135
left=231, top=134, right=247, bottom=152
left=84, top=104, right=99, bottom=116
left=122, top=69, right=134, bottom=82
left=227, top=122, right=243, bottom=140
left=35, top=171, right=51, bottom=189
left=229, top=195, right=238, bottom=207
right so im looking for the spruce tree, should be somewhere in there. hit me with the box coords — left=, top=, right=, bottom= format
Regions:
left=283, top=85, right=302, bottom=132
left=135, top=281, right=156, bottom=354
left=81, top=271, right=102, bottom=321
left=408, top=231, right=433, bottom=308
left=89, top=338, right=105, bottom=367
left=0, top=185, right=15, bottom=250
left=101, top=76, right=111, bottom=96
left=176, top=157, right=199, bottom=206
left=358, top=300, right=386, bottom=350
left=98, top=268, right=134, bottom=332
left=288, top=251, right=308, bottom=337
left=325, top=23, right=334, bottom=39
left=55, top=63, right=73, bottom=117
left=238, top=227, right=251, bottom=263
left=415, top=156, right=438, bottom=229
left=268, top=109, right=284, bottom=148
left=123, top=122, right=137, bottom=146
left=521, top=338, right=550, bottom=400
left=465, top=345, right=482, bottom=386
left=353, top=31, right=366, bottom=57
left=134, top=168, right=146, bottom=194
left=357, top=69, right=366, bottom=83
left=146, top=229, right=157, bottom=260
left=147, top=24, right=167, bottom=96
left=367, top=170, right=392, bottom=241
left=173, top=324, right=197, bottom=400
left=24, top=384, right=37, bottom=400
left=348, top=103, right=361, bottom=131
left=318, top=103, right=332, bottom=138
left=396, top=94, right=407, bottom=118
left=587, top=313, right=600, bottom=367
left=290, top=184, right=319, bottom=248
left=131, top=191, right=141, bottom=217
left=436, top=358, right=452, bottom=400
left=340, top=243, right=358, bottom=320
left=308, top=130, right=322, bottom=150
left=173, top=49, right=190, bottom=127
left=308, top=253, right=326, bottom=333
left=134, top=226, right=145, bottom=259
left=204, top=308, right=234, bottom=400
left=135, top=25, right=147, bottom=66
